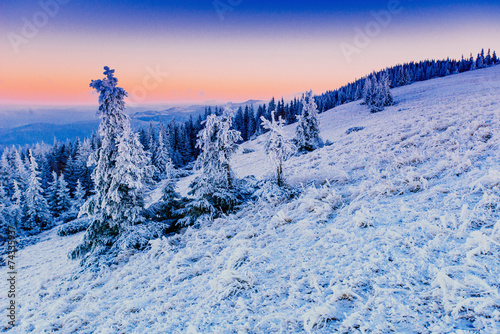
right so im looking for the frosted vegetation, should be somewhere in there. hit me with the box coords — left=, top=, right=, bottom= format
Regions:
left=1, top=60, right=500, bottom=332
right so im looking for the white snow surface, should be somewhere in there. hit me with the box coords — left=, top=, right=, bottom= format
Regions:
left=2, top=66, right=500, bottom=333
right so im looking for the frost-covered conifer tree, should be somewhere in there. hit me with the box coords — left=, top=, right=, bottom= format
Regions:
left=47, top=171, right=59, bottom=216
left=75, top=139, right=94, bottom=196
left=0, top=183, right=6, bottom=207
left=0, top=149, right=11, bottom=195
left=154, top=130, right=174, bottom=180
left=22, top=150, right=51, bottom=234
left=12, top=181, right=22, bottom=208
left=73, top=179, right=86, bottom=209
left=0, top=183, right=8, bottom=244
left=56, top=173, right=72, bottom=219
left=65, top=179, right=86, bottom=222
left=374, top=71, right=394, bottom=110
left=0, top=183, right=8, bottom=222
left=12, top=148, right=28, bottom=190
left=156, top=163, right=181, bottom=220
left=9, top=181, right=23, bottom=229
left=72, top=67, right=153, bottom=260
left=295, top=90, right=323, bottom=152
left=261, top=111, right=295, bottom=187
left=187, top=105, right=242, bottom=219
left=363, top=76, right=375, bottom=106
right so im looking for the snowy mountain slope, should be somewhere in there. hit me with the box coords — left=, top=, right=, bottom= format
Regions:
left=2, top=66, right=500, bottom=333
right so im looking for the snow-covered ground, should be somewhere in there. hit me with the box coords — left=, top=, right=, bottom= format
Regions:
left=2, top=66, right=500, bottom=333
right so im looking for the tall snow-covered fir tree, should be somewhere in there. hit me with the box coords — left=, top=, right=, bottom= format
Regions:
left=153, top=130, right=174, bottom=180
left=187, top=105, right=242, bottom=220
left=376, top=71, right=394, bottom=109
left=72, top=66, right=153, bottom=261
left=74, top=138, right=94, bottom=197
left=12, top=147, right=28, bottom=190
left=9, top=180, right=23, bottom=229
left=0, top=183, right=8, bottom=245
left=56, top=173, right=72, bottom=221
left=261, top=111, right=295, bottom=187
left=47, top=171, right=60, bottom=217
left=363, top=76, right=375, bottom=106
left=295, top=90, right=323, bottom=153
left=0, top=149, right=11, bottom=196
left=73, top=179, right=86, bottom=211
left=22, top=150, right=51, bottom=234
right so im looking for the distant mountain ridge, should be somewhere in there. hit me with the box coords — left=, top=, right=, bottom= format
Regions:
left=0, top=100, right=264, bottom=148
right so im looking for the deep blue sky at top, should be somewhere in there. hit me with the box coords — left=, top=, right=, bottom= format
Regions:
left=2, top=0, right=499, bottom=35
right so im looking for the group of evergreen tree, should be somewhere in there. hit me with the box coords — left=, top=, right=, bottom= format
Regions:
left=315, top=49, right=499, bottom=112
left=0, top=139, right=94, bottom=239
left=363, top=71, right=394, bottom=112
left=1, top=48, right=497, bottom=261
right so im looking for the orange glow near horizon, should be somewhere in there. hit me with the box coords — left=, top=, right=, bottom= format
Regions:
left=1, top=10, right=499, bottom=107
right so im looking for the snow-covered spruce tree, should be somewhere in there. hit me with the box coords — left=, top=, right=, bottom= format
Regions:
left=261, top=111, right=295, bottom=187
left=295, top=90, right=323, bottom=153
left=22, top=149, right=51, bottom=234
left=186, top=105, right=242, bottom=222
left=0, top=184, right=7, bottom=244
left=0, top=149, right=12, bottom=196
left=363, top=76, right=375, bottom=106
left=75, top=139, right=94, bottom=197
left=47, top=171, right=59, bottom=216
left=61, top=179, right=87, bottom=225
left=73, top=179, right=86, bottom=211
left=7, top=180, right=23, bottom=230
left=12, top=147, right=28, bottom=190
left=56, top=173, right=72, bottom=221
left=71, top=67, right=154, bottom=261
left=150, top=160, right=182, bottom=223
left=12, top=181, right=22, bottom=210
left=376, top=71, right=394, bottom=108
left=153, top=130, right=174, bottom=180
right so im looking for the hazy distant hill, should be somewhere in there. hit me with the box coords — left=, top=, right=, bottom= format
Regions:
left=0, top=121, right=100, bottom=148
left=0, top=101, right=263, bottom=148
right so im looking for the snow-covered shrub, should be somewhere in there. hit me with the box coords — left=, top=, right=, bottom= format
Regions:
left=209, top=269, right=257, bottom=301
left=252, top=180, right=297, bottom=206
left=113, top=221, right=166, bottom=252
left=269, top=209, right=294, bottom=228
left=472, top=169, right=500, bottom=192
left=242, top=148, right=255, bottom=154
left=346, top=126, right=365, bottom=135
left=295, top=183, right=343, bottom=222
left=303, top=304, right=339, bottom=333
left=353, top=206, right=374, bottom=228
left=57, top=217, right=91, bottom=237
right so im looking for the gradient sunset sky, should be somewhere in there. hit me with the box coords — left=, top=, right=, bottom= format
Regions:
left=0, top=0, right=499, bottom=107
